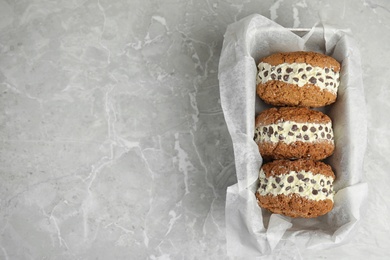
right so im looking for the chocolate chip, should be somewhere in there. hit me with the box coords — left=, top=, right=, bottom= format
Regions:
left=322, top=188, right=328, bottom=193
left=293, top=77, right=299, bottom=82
left=299, top=186, right=304, bottom=192
left=303, top=135, right=309, bottom=140
left=297, top=173, right=304, bottom=180
left=314, top=133, right=318, bottom=139
left=321, top=132, right=325, bottom=138
left=279, top=135, right=285, bottom=140
left=254, top=133, right=258, bottom=141
left=277, top=68, right=282, bottom=73
left=327, top=180, right=330, bottom=185
left=309, top=77, right=317, bottom=84
left=296, top=133, right=302, bottom=139
left=285, top=186, right=291, bottom=191
left=286, top=67, right=293, bottom=73
left=320, top=180, right=325, bottom=186
left=271, top=67, right=275, bottom=71
left=311, top=179, right=316, bottom=184
left=325, top=68, right=329, bottom=73
left=291, top=125, right=298, bottom=131
left=262, top=67, right=265, bottom=71
left=298, top=68, right=304, bottom=73
left=319, top=126, right=323, bottom=130
left=269, top=127, right=274, bottom=135
left=261, top=184, right=267, bottom=189
left=327, top=134, right=332, bottom=139
left=288, top=131, right=294, bottom=136
left=280, top=183, right=284, bottom=188
left=325, top=127, right=329, bottom=132
left=259, top=76, right=262, bottom=80
left=272, top=183, right=277, bottom=189
left=278, top=75, right=282, bottom=80
left=330, top=82, right=333, bottom=86
left=278, top=126, right=283, bottom=131
left=302, top=74, right=307, bottom=80
left=264, top=71, right=269, bottom=77
left=316, top=72, right=321, bottom=76
left=312, top=189, right=318, bottom=195
left=302, top=125, right=308, bottom=131
left=310, top=126, right=316, bottom=132
left=325, top=83, right=329, bottom=86
left=271, top=73, right=276, bottom=79
left=326, top=76, right=333, bottom=79
left=276, top=177, right=281, bottom=183
left=319, top=78, right=324, bottom=83
left=274, top=131, right=278, bottom=136
left=264, top=178, right=268, bottom=183
left=263, top=127, right=267, bottom=133
left=283, top=75, right=289, bottom=81
left=287, top=176, right=294, bottom=183
left=303, top=178, right=309, bottom=183
left=306, top=66, right=312, bottom=71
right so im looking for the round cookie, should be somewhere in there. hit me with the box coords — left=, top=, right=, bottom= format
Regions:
left=255, top=159, right=336, bottom=218
left=254, top=107, right=334, bottom=160
left=256, top=51, right=340, bottom=107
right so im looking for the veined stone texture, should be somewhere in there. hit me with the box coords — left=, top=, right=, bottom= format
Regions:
left=0, top=0, right=389, bottom=259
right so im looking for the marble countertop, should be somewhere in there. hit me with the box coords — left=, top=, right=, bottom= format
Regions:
left=1, top=0, right=389, bottom=259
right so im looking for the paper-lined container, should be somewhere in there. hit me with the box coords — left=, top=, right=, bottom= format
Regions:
left=218, top=14, right=368, bottom=256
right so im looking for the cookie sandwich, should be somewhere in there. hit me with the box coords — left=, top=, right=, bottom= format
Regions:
left=256, top=159, right=335, bottom=218
left=256, top=51, right=340, bottom=107
left=254, top=107, right=334, bottom=160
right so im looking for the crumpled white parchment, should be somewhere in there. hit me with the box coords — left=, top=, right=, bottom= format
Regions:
left=218, top=14, right=368, bottom=257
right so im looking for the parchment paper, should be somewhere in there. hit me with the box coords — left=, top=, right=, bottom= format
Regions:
left=218, top=14, right=368, bottom=257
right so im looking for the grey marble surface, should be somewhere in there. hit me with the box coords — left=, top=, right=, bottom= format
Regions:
left=1, top=0, right=389, bottom=259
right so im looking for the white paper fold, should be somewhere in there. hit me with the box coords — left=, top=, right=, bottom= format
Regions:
left=219, top=14, right=368, bottom=257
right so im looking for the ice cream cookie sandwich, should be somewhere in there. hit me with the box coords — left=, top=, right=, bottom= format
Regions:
left=254, top=107, right=334, bottom=160
left=256, top=159, right=335, bottom=218
left=256, top=51, right=340, bottom=107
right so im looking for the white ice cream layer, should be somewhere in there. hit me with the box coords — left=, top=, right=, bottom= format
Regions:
left=254, top=121, right=334, bottom=144
left=256, top=62, right=339, bottom=94
left=257, top=169, right=334, bottom=201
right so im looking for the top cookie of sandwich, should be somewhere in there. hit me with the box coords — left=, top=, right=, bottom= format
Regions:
left=256, top=51, right=341, bottom=107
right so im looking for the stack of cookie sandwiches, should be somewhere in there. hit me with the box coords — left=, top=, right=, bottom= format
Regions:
left=254, top=51, right=340, bottom=218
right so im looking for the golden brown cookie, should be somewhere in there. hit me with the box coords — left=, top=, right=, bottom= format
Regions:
left=256, top=51, right=340, bottom=107
left=254, top=107, right=334, bottom=160
left=256, top=159, right=335, bottom=218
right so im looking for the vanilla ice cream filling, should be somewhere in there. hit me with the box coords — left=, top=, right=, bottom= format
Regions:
left=256, top=62, right=339, bottom=94
left=254, top=121, right=334, bottom=144
left=257, top=169, right=334, bottom=201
